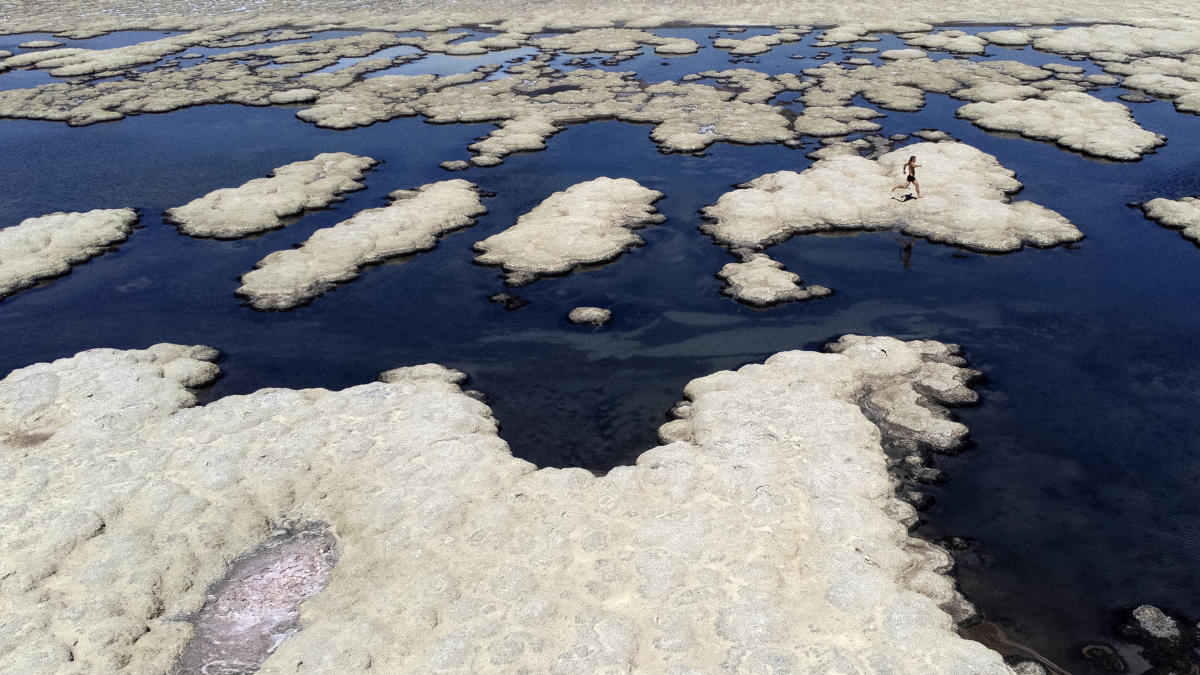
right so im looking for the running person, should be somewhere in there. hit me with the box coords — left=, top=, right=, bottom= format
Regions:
left=891, top=156, right=922, bottom=198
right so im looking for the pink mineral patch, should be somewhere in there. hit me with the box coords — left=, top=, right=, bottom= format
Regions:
left=173, top=524, right=338, bottom=674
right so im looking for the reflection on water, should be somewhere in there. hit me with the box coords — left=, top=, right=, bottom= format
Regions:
left=1, top=25, right=1199, bottom=674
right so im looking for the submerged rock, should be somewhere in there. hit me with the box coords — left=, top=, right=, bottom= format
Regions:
left=473, top=177, right=664, bottom=285
left=237, top=179, right=487, bottom=310
left=956, top=92, right=1165, bottom=161
left=567, top=306, right=612, bottom=325
left=1138, top=196, right=1200, bottom=245
left=0, top=208, right=138, bottom=301
left=164, top=152, right=377, bottom=239
left=0, top=335, right=1009, bottom=673
left=702, top=141, right=1082, bottom=252
left=717, top=252, right=832, bottom=307
left=173, top=524, right=338, bottom=674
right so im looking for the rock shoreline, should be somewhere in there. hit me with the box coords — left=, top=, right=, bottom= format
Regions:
left=0, top=336, right=1013, bottom=672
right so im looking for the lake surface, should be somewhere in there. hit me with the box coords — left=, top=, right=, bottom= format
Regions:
left=1, top=25, right=1198, bottom=673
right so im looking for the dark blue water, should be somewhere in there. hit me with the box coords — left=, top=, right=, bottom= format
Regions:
left=2, top=26, right=1198, bottom=673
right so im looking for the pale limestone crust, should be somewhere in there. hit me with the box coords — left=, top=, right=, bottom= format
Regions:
left=0, top=208, right=138, bottom=300
left=0, top=337, right=1014, bottom=674
left=237, top=179, right=486, bottom=310
left=978, top=30, right=1032, bottom=47
left=714, top=29, right=806, bottom=56
left=1026, top=24, right=1200, bottom=60
left=798, top=57, right=1057, bottom=115
left=473, top=177, right=665, bottom=285
left=793, top=105, right=884, bottom=136
left=906, top=30, right=987, bottom=55
left=956, top=91, right=1166, bottom=160
left=1139, top=196, right=1200, bottom=245
left=717, top=252, right=832, bottom=307
left=702, top=141, right=1082, bottom=252
left=566, top=306, right=612, bottom=325
left=164, top=153, right=377, bottom=239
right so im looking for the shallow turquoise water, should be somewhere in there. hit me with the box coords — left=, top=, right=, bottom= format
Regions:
left=1, top=25, right=1198, bottom=672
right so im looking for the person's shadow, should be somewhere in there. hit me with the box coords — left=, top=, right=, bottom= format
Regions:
left=891, top=193, right=919, bottom=202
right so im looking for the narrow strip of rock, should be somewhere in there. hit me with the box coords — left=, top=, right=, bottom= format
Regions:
left=702, top=141, right=1082, bottom=252
left=164, top=152, right=377, bottom=239
left=237, top=179, right=487, bottom=310
left=473, top=177, right=664, bottom=285
left=0, top=336, right=1010, bottom=673
left=717, top=252, right=832, bottom=307
left=1138, top=196, right=1200, bottom=245
left=0, top=208, right=138, bottom=300
left=956, top=92, right=1165, bottom=161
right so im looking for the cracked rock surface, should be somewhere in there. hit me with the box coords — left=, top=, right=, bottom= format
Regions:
left=0, top=335, right=1011, bottom=673
left=0, top=208, right=138, bottom=300
left=237, top=179, right=487, bottom=310
left=702, top=141, right=1082, bottom=252
left=164, top=152, right=377, bottom=239
left=473, top=176, right=664, bottom=285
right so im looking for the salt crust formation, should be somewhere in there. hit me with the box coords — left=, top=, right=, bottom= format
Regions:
left=566, top=306, right=612, bottom=325
left=702, top=141, right=1083, bottom=253
left=0, top=23, right=1192, bottom=168
left=164, top=153, right=377, bottom=239
left=1139, top=196, right=1200, bottom=245
left=0, top=336, right=1015, bottom=673
left=237, top=179, right=486, bottom=310
left=717, top=252, right=832, bottom=307
left=473, top=177, right=664, bottom=285
left=956, top=91, right=1166, bottom=160
left=0, top=208, right=138, bottom=301
left=1107, top=55, right=1200, bottom=115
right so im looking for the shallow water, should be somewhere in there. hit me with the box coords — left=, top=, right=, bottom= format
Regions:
left=2, top=25, right=1199, bottom=672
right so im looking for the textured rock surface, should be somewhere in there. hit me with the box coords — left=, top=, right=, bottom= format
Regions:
left=702, top=141, right=1082, bottom=252
left=473, top=177, right=664, bottom=285
left=717, top=252, right=832, bottom=307
left=1139, top=196, right=1200, bottom=245
left=956, top=91, right=1165, bottom=161
left=0, top=336, right=1013, bottom=673
left=566, top=306, right=612, bottom=325
left=164, top=153, right=377, bottom=239
left=237, top=179, right=486, bottom=310
left=0, top=208, right=138, bottom=300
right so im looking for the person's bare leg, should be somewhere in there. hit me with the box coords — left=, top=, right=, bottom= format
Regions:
left=913, top=180, right=921, bottom=198
left=892, top=183, right=908, bottom=191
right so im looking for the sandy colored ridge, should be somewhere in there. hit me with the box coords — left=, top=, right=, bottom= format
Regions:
left=237, top=179, right=487, bottom=310
left=0, top=336, right=1015, bottom=673
left=4, top=0, right=1200, bottom=37
left=0, top=208, right=138, bottom=301
left=702, top=141, right=1083, bottom=253
left=1138, top=196, right=1200, bottom=245
left=717, top=252, right=833, bottom=307
left=164, top=153, right=377, bottom=239
left=473, top=177, right=665, bottom=285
